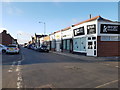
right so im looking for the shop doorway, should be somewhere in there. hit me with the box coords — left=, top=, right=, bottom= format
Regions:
left=87, top=37, right=97, bottom=56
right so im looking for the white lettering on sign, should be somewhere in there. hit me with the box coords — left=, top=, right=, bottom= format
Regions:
left=103, top=25, right=118, bottom=32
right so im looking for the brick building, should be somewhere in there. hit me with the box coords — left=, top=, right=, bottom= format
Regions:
left=0, top=30, right=17, bottom=46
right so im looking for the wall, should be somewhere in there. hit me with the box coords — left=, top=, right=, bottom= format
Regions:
left=1, top=31, right=13, bottom=45
left=97, top=36, right=120, bottom=57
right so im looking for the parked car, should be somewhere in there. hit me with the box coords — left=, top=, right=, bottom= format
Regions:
left=27, top=44, right=32, bottom=49
left=37, top=45, right=49, bottom=52
left=0, top=44, right=7, bottom=53
left=6, top=44, right=20, bottom=54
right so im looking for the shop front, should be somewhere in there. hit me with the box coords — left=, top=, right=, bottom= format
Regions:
left=73, top=25, right=87, bottom=55
left=97, top=21, right=120, bottom=57
left=50, top=33, right=56, bottom=51
left=55, top=31, right=61, bottom=52
left=61, top=27, right=73, bottom=52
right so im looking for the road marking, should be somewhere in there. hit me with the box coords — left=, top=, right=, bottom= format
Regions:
left=115, top=66, right=119, bottom=68
left=8, top=69, right=12, bottom=72
left=8, top=61, right=16, bottom=72
left=17, top=81, right=23, bottom=88
left=17, top=76, right=22, bottom=82
left=95, top=80, right=118, bottom=88
left=16, top=66, right=21, bottom=72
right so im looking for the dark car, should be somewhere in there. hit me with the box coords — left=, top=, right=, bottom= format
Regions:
left=37, top=45, right=49, bottom=52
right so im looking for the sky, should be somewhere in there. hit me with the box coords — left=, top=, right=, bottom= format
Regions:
left=1, top=2, right=118, bottom=44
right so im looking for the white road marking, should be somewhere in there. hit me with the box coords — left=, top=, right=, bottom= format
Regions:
left=17, top=76, right=22, bottom=82
left=17, top=72, right=22, bottom=76
left=95, top=80, right=118, bottom=88
left=8, top=69, right=12, bottom=72
left=16, top=52, right=25, bottom=88
left=17, top=81, right=22, bottom=88
left=8, top=61, right=16, bottom=72
left=115, top=66, right=119, bottom=68
left=16, top=67, right=20, bottom=72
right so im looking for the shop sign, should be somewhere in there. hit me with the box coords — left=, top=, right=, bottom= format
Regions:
left=100, top=24, right=120, bottom=34
left=74, top=26, right=84, bottom=36
left=87, top=24, right=96, bottom=34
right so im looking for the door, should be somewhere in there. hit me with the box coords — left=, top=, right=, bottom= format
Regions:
left=87, top=37, right=97, bottom=56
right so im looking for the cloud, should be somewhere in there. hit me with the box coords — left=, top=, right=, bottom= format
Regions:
left=3, top=2, right=24, bottom=15
left=6, top=6, right=24, bottom=15
left=16, top=31, right=34, bottom=44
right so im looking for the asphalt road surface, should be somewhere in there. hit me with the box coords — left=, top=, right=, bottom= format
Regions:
left=2, top=47, right=119, bottom=89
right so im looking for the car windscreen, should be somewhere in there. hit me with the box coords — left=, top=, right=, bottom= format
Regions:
left=7, top=46, right=17, bottom=47
left=42, top=46, right=47, bottom=48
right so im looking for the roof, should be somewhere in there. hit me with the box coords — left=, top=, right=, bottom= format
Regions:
left=74, top=16, right=117, bottom=26
left=74, top=16, right=100, bottom=26
left=62, top=26, right=71, bottom=31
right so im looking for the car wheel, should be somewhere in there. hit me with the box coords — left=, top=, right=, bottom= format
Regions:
left=2, top=50, right=6, bottom=53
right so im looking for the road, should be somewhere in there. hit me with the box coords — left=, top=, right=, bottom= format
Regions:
left=2, top=47, right=119, bottom=89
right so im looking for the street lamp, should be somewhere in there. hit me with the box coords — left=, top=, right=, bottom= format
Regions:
left=38, top=21, right=46, bottom=36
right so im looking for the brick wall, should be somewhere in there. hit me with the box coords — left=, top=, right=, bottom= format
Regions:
left=0, top=30, right=14, bottom=45
left=97, top=36, right=120, bottom=57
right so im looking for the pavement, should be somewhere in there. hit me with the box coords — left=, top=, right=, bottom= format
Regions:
left=2, top=47, right=120, bottom=89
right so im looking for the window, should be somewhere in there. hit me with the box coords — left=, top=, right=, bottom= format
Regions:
left=101, top=36, right=110, bottom=41
left=92, top=37, right=96, bottom=40
left=88, top=42, right=93, bottom=49
left=94, top=50, right=96, bottom=55
left=94, top=41, right=96, bottom=49
left=88, top=37, right=91, bottom=40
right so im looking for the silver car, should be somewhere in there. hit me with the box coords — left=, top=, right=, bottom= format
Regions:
left=6, top=44, right=20, bottom=54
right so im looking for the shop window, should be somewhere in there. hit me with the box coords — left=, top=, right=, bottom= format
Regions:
left=94, top=41, right=96, bottom=49
left=101, top=36, right=110, bottom=41
left=88, top=42, right=93, bottom=49
left=110, top=36, right=119, bottom=41
left=94, top=50, right=96, bottom=55
left=88, top=37, right=91, bottom=40
left=92, top=37, right=96, bottom=40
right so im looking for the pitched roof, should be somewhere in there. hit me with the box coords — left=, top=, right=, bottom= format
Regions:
left=74, top=16, right=100, bottom=26
left=62, top=26, right=71, bottom=31
left=73, top=16, right=117, bottom=27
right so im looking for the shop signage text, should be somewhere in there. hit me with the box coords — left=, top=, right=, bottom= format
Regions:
left=87, top=24, right=96, bottom=34
left=74, top=26, right=84, bottom=36
left=101, top=24, right=120, bottom=34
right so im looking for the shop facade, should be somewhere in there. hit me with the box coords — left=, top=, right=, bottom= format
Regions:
left=97, top=19, right=120, bottom=57
left=72, top=16, right=120, bottom=57
left=49, top=33, right=56, bottom=51
left=55, top=31, right=61, bottom=52
left=61, top=27, right=73, bottom=52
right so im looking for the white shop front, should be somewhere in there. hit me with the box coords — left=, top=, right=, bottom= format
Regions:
left=73, top=19, right=97, bottom=56
left=61, top=27, right=73, bottom=52
left=55, top=31, right=61, bottom=52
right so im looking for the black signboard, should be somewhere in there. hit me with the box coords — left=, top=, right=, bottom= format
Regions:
left=87, top=24, right=96, bottom=34
left=74, top=26, right=85, bottom=36
left=101, top=24, right=120, bottom=34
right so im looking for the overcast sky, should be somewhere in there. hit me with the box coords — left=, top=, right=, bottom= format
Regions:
left=1, top=2, right=118, bottom=44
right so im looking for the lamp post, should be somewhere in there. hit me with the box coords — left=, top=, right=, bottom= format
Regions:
left=39, top=21, right=46, bottom=45
left=38, top=21, right=46, bottom=36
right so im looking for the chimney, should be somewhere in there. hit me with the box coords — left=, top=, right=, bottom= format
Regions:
left=3, top=30, right=7, bottom=34
left=89, top=14, right=92, bottom=19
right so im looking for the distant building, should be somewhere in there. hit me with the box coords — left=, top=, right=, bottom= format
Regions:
left=0, top=30, right=17, bottom=45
